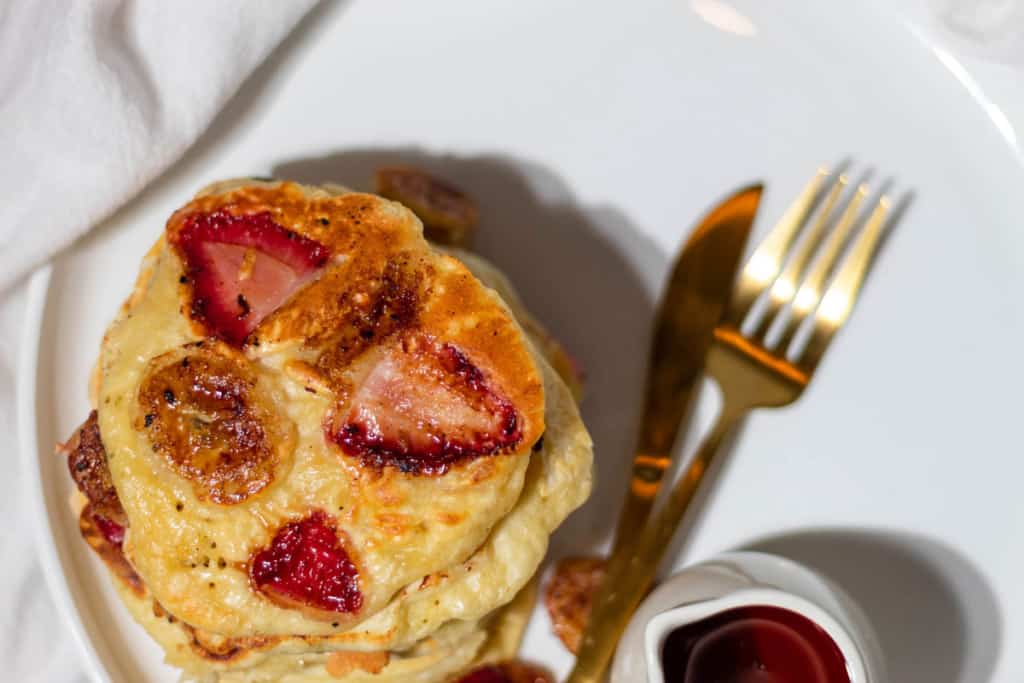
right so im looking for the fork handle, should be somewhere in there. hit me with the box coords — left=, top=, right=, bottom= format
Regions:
left=566, top=405, right=744, bottom=683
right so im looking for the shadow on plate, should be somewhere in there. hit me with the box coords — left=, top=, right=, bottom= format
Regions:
left=745, top=527, right=1002, bottom=683
left=273, top=149, right=666, bottom=558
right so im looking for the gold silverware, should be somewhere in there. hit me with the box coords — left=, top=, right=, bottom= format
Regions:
left=568, top=168, right=896, bottom=683
left=612, top=185, right=763, bottom=550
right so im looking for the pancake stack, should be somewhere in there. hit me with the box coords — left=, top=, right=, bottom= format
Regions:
left=64, top=178, right=593, bottom=682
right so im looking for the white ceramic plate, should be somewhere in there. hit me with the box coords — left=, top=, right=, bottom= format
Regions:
left=18, top=1, right=1024, bottom=682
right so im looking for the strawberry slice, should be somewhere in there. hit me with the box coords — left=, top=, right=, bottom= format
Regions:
left=92, top=513, right=126, bottom=548
left=249, top=511, right=362, bottom=616
left=327, top=335, right=522, bottom=475
left=174, top=210, right=330, bottom=345
left=455, top=663, right=554, bottom=683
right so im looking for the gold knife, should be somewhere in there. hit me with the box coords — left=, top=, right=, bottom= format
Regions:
left=612, top=184, right=763, bottom=551
left=569, top=184, right=762, bottom=683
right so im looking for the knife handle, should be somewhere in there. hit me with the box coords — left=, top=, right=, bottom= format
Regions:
left=611, top=451, right=668, bottom=552
left=566, top=407, right=741, bottom=683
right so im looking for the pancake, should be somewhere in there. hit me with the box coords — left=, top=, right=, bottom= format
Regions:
left=97, top=181, right=546, bottom=636
left=166, top=346, right=588, bottom=655
left=71, top=177, right=593, bottom=682
left=77, top=339, right=585, bottom=672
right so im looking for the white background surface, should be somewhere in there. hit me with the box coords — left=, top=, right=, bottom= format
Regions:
left=7, top=1, right=1024, bottom=681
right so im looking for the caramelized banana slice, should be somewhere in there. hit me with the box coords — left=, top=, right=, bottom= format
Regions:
left=137, top=343, right=295, bottom=504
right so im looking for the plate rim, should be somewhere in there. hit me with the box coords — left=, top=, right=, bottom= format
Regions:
left=17, top=264, right=111, bottom=683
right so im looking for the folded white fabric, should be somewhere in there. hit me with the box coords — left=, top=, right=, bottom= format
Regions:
left=0, top=0, right=317, bottom=292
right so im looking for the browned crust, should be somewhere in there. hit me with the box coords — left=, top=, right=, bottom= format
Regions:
left=179, top=621, right=273, bottom=663
left=544, top=556, right=607, bottom=654
left=325, top=650, right=390, bottom=677
left=65, top=411, right=126, bottom=525
left=153, top=600, right=272, bottom=668
left=312, top=255, right=425, bottom=381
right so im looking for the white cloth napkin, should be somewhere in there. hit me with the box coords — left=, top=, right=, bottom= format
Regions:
left=0, top=0, right=317, bottom=294
left=0, top=2, right=314, bottom=681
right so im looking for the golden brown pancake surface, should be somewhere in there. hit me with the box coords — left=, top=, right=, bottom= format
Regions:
left=97, top=181, right=545, bottom=636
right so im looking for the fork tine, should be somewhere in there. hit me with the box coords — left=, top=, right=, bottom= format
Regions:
left=753, top=174, right=848, bottom=340
left=723, top=168, right=831, bottom=326
left=775, top=183, right=868, bottom=351
left=798, top=194, right=891, bottom=372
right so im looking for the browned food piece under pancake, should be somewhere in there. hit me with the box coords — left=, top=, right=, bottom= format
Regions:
left=78, top=503, right=144, bottom=598
left=65, top=410, right=126, bottom=526
left=375, top=167, right=479, bottom=247
left=544, top=556, right=607, bottom=654
left=66, top=412, right=139, bottom=593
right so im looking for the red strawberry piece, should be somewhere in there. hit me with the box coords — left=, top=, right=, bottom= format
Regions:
left=455, top=663, right=553, bottom=683
left=78, top=504, right=144, bottom=597
left=327, top=336, right=522, bottom=475
left=456, top=667, right=509, bottom=683
left=92, top=513, right=126, bottom=548
left=174, top=210, right=330, bottom=345
left=249, top=511, right=362, bottom=615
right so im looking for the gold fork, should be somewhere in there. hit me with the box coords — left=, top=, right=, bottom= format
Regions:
left=567, top=169, right=895, bottom=683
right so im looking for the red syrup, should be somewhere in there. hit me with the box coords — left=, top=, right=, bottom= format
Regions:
left=660, top=605, right=850, bottom=683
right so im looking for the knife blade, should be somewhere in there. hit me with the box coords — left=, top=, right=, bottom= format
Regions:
left=612, top=184, right=763, bottom=551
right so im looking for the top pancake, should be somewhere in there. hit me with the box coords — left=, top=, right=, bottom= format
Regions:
left=97, top=181, right=545, bottom=636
